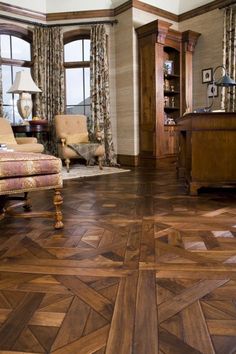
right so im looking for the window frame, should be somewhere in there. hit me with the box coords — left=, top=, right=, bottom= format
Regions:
left=0, top=24, right=33, bottom=124
left=63, top=29, right=91, bottom=117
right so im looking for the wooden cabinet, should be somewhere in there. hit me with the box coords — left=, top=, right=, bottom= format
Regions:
left=177, top=112, right=236, bottom=195
left=136, top=20, right=200, bottom=166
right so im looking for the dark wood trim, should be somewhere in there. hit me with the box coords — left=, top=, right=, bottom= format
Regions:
left=0, top=1, right=45, bottom=21
left=63, top=29, right=90, bottom=44
left=178, top=0, right=233, bottom=22
left=133, top=0, right=178, bottom=22
left=114, top=0, right=132, bottom=16
left=218, top=0, right=236, bottom=8
left=0, top=0, right=233, bottom=28
left=0, top=23, right=32, bottom=41
left=46, top=9, right=114, bottom=22
left=64, top=61, right=90, bottom=69
left=117, top=154, right=139, bottom=167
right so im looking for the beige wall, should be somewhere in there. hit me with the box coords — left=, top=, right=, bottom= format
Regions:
left=179, top=9, right=224, bottom=110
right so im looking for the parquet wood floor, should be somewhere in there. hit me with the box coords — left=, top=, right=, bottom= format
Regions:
left=0, top=161, right=236, bottom=353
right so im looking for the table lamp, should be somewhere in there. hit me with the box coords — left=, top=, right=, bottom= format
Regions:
left=205, top=65, right=236, bottom=111
left=7, top=71, right=41, bottom=120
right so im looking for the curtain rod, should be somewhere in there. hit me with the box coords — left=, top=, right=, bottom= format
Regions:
left=0, top=14, right=118, bottom=27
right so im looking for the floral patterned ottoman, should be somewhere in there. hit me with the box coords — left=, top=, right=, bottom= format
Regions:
left=0, top=151, right=63, bottom=229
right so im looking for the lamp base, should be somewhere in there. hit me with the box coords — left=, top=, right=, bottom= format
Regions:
left=17, top=92, right=32, bottom=120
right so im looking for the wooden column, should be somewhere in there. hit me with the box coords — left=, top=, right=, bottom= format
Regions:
left=181, top=31, right=201, bottom=114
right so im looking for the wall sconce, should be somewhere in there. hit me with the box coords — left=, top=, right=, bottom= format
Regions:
left=7, top=71, right=41, bottom=121
left=205, top=65, right=236, bottom=111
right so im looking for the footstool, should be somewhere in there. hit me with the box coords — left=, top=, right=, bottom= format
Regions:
left=0, top=151, right=63, bottom=229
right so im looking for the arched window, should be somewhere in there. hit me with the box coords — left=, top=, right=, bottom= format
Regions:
left=0, top=26, right=32, bottom=124
left=64, top=31, right=90, bottom=117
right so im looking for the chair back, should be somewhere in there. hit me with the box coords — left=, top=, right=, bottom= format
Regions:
left=55, top=115, right=88, bottom=140
left=0, top=118, right=17, bottom=144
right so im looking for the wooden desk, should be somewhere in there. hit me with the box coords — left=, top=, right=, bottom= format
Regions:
left=177, top=112, right=236, bottom=195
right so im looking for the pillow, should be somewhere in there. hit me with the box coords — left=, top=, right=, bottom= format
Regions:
left=0, top=134, right=17, bottom=145
left=66, top=133, right=89, bottom=144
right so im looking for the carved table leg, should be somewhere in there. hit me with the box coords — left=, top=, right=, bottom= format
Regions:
left=23, top=192, right=32, bottom=211
left=53, top=189, right=63, bottom=229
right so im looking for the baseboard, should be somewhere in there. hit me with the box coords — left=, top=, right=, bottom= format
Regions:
left=117, top=154, right=139, bottom=167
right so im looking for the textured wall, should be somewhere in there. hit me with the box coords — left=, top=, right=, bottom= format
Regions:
left=179, top=9, right=224, bottom=111
left=115, top=9, right=137, bottom=155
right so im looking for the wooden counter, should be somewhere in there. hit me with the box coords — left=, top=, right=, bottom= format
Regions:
left=177, top=112, right=236, bottom=195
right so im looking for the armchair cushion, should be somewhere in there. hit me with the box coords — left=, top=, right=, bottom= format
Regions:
left=0, top=118, right=44, bottom=153
left=15, top=137, right=38, bottom=144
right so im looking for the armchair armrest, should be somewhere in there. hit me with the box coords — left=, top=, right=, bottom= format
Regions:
left=61, top=138, right=66, bottom=147
left=15, top=137, right=38, bottom=144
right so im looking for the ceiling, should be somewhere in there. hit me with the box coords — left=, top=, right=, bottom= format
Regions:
left=3, top=0, right=216, bottom=14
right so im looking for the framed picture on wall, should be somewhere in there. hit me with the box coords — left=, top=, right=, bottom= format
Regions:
left=202, top=68, right=213, bottom=83
left=207, top=83, right=218, bottom=97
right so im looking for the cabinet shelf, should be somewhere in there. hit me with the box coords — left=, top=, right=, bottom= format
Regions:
left=164, top=106, right=180, bottom=111
left=164, top=73, right=180, bottom=79
left=164, top=90, right=180, bottom=95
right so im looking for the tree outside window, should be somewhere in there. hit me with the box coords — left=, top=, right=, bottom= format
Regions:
left=0, top=33, right=32, bottom=124
left=64, top=38, right=91, bottom=118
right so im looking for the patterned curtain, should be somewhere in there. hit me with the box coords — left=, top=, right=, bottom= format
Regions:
left=90, top=24, right=117, bottom=166
left=0, top=40, right=3, bottom=117
left=32, top=26, right=65, bottom=154
left=0, top=61, right=3, bottom=117
left=222, top=6, right=236, bottom=111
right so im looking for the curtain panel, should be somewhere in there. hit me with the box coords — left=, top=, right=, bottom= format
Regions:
left=90, top=24, right=117, bottom=166
left=0, top=62, right=3, bottom=117
left=223, top=6, right=236, bottom=111
left=33, top=26, right=65, bottom=154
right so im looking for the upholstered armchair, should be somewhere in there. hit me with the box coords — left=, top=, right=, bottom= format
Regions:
left=55, top=114, right=105, bottom=172
left=0, top=118, right=44, bottom=153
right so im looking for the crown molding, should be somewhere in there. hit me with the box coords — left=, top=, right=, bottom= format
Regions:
left=178, top=0, right=234, bottom=22
left=0, top=2, right=45, bottom=21
left=0, top=0, right=233, bottom=26
left=46, top=9, right=114, bottom=22
left=132, top=0, right=178, bottom=22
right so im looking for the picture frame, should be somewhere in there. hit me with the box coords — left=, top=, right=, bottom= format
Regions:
left=207, top=83, right=218, bottom=97
left=202, top=68, right=213, bottom=83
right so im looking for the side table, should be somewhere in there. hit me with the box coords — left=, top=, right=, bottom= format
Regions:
left=12, top=123, right=50, bottom=151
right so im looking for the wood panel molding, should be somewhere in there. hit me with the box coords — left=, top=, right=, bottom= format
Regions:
left=132, top=0, right=178, bottom=22
left=46, top=9, right=114, bottom=22
left=0, top=1, right=45, bottom=21
left=178, top=0, right=235, bottom=22
left=0, top=0, right=234, bottom=25
left=114, top=0, right=132, bottom=16
left=0, top=23, right=32, bottom=40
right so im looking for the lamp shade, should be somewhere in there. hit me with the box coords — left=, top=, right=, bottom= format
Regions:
left=7, top=71, right=41, bottom=93
left=215, top=74, right=236, bottom=87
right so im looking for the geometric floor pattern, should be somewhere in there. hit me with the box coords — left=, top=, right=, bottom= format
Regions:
left=0, top=161, right=236, bottom=353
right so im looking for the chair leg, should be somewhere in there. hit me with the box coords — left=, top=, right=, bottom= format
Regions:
left=53, top=189, right=63, bottom=229
left=65, top=158, right=70, bottom=173
left=98, top=156, right=103, bottom=170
